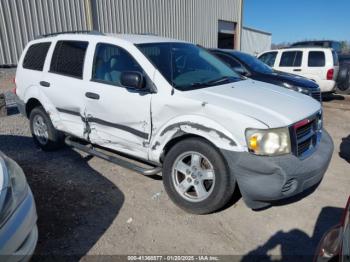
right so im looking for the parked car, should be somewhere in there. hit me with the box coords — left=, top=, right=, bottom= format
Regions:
left=258, top=47, right=339, bottom=93
left=315, top=196, right=350, bottom=262
left=290, top=40, right=342, bottom=54
left=209, top=49, right=321, bottom=101
left=0, top=152, right=38, bottom=259
left=15, top=32, right=333, bottom=214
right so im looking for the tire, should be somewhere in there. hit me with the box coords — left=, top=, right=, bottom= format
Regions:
left=163, top=138, right=235, bottom=214
left=336, top=64, right=350, bottom=94
left=29, top=106, right=64, bottom=151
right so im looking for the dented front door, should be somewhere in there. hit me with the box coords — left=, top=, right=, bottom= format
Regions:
left=84, top=43, right=152, bottom=159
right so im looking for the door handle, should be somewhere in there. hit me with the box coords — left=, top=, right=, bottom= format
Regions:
left=40, top=81, right=50, bottom=87
left=85, top=92, right=100, bottom=100
left=293, top=69, right=302, bottom=72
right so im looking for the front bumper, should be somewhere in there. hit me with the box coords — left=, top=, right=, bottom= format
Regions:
left=222, top=130, right=334, bottom=209
left=0, top=188, right=38, bottom=261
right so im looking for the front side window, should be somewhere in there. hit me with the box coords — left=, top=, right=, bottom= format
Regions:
left=137, top=43, right=241, bottom=90
left=258, top=52, right=277, bottom=67
left=50, top=41, right=88, bottom=78
left=234, top=52, right=274, bottom=74
left=279, top=51, right=302, bottom=67
left=23, top=42, right=51, bottom=71
left=308, top=51, right=325, bottom=67
left=92, top=43, right=143, bottom=86
left=216, top=53, right=242, bottom=69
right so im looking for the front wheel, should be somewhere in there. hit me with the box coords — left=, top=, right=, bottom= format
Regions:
left=29, top=106, right=64, bottom=151
left=163, top=138, right=235, bottom=214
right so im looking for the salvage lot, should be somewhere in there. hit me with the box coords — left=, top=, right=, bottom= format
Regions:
left=0, top=69, right=349, bottom=259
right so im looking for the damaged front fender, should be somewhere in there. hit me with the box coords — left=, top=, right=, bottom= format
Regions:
left=148, top=115, right=244, bottom=163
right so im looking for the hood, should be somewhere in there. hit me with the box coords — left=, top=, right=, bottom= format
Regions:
left=269, top=70, right=319, bottom=89
left=183, top=79, right=321, bottom=128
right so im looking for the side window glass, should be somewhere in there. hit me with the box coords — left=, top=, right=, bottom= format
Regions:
left=216, top=53, right=243, bottom=70
left=280, top=51, right=302, bottom=67
left=23, top=42, right=51, bottom=71
left=294, top=51, right=303, bottom=67
left=92, top=43, right=143, bottom=86
left=258, top=52, right=277, bottom=67
left=50, top=41, right=88, bottom=78
left=308, top=51, right=326, bottom=67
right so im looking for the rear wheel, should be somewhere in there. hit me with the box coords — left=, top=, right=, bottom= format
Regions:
left=163, top=138, right=235, bottom=214
left=29, top=106, right=64, bottom=151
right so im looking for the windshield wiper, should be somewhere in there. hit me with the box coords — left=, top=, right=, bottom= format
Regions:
left=177, top=76, right=241, bottom=90
left=204, top=76, right=242, bottom=86
left=205, top=76, right=230, bottom=86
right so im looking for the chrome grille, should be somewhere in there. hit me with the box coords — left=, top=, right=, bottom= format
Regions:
left=293, top=112, right=322, bottom=158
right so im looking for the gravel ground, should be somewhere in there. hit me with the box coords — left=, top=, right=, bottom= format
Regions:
left=0, top=68, right=349, bottom=261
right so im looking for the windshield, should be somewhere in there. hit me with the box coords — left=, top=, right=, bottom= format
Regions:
left=234, top=52, right=274, bottom=74
left=137, top=42, right=241, bottom=90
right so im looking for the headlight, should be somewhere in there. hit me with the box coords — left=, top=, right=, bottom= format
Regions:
left=6, top=156, right=28, bottom=206
left=0, top=153, right=28, bottom=224
left=245, top=127, right=291, bottom=156
left=282, top=83, right=310, bottom=95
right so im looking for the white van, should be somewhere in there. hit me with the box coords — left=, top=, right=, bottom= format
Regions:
left=15, top=32, right=333, bottom=214
left=258, top=48, right=339, bottom=93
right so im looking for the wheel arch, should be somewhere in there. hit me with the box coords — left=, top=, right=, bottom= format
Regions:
left=25, top=98, right=43, bottom=117
left=148, top=116, right=243, bottom=163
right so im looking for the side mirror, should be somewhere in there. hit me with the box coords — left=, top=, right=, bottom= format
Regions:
left=121, top=71, right=145, bottom=90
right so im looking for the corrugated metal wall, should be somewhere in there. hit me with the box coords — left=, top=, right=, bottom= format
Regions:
left=241, top=27, right=272, bottom=56
left=93, top=0, right=241, bottom=48
left=0, top=0, right=241, bottom=66
left=0, top=0, right=89, bottom=66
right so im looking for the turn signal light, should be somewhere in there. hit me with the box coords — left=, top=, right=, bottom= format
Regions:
left=249, top=136, right=259, bottom=151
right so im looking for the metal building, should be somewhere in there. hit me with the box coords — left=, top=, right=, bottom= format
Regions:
left=0, top=0, right=270, bottom=66
left=241, top=26, right=272, bottom=55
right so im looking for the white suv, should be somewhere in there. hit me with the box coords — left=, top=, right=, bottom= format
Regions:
left=15, top=32, right=333, bottom=214
left=258, top=48, right=339, bottom=93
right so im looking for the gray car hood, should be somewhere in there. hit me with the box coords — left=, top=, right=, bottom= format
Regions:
left=183, top=79, right=321, bottom=128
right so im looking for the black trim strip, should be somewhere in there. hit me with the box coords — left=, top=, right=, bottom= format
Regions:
left=57, top=108, right=81, bottom=116
left=56, top=107, right=149, bottom=140
left=88, top=117, right=149, bottom=140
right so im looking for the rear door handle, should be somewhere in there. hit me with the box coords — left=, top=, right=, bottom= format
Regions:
left=40, top=81, right=50, bottom=87
left=85, top=92, right=100, bottom=100
left=293, top=69, right=302, bottom=72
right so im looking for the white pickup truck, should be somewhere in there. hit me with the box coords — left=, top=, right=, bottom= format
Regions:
left=15, top=32, right=333, bottom=214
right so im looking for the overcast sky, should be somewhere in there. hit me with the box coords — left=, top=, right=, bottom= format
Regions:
left=244, top=0, right=350, bottom=43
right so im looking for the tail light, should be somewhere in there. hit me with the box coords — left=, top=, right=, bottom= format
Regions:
left=314, top=197, right=350, bottom=261
left=11, top=78, right=16, bottom=95
left=327, top=69, right=334, bottom=80
left=340, top=196, right=350, bottom=229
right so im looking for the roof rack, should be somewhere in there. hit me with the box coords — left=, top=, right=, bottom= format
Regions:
left=280, top=46, right=331, bottom=50
left=38, top=30, right=104, bottom=38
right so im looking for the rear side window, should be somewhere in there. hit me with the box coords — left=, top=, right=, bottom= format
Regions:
left=308, top=51, right=325, bottom=67
left=332, top=50, right=339, bottom=66
left=258, top=52, right=277, bottom=67
left=280, top=51, right=302, bottom=67
left=50, top=41, right=88, bottom=78
left=23, top=42, right=51, bottom=71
